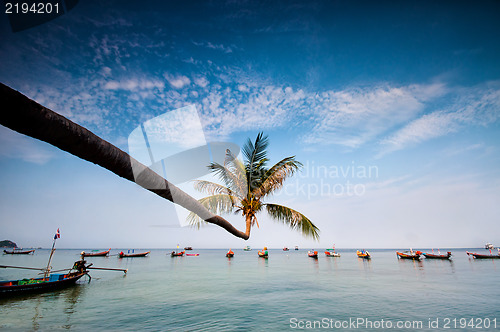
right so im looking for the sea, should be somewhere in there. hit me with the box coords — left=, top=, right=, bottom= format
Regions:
left=1, top=248, right=499, bottom=331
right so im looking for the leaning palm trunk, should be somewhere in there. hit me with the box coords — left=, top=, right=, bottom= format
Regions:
left=0, top=83, right=249, bottom=240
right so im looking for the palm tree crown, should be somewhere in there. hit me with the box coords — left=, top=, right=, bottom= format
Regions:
left=187, top=132, right=319, bottom=240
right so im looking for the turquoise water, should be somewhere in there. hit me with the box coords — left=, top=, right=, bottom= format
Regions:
left=1, top=249, right=499, bottom=331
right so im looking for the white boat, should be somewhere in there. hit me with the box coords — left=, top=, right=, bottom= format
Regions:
left=243, top=246, right=251, bottom=251
left=485, top=243, right=494, bottom=250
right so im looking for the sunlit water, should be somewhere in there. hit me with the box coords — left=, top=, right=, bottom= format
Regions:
left=1, top=249, right=499, bottom=331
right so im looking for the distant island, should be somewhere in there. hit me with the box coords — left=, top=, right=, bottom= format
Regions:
left=0, top=240, right=17, bottom=248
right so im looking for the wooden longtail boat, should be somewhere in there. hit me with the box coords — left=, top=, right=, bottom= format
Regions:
left=308, top=250, right=318, bottom=258
left=258, top=248, right=268, bottom=258
left=184, top=247, right=193, bottom=250
left=185, top=253, right=199, bottom=256
left=0, top=270, right=87, bottom=298
left=325, top=246, right=341, bottom=257
left=226, top=250, right=234, bottom=258
left=81, top=249, right=110, bottom=257
left=0, top=232, right=126, bottom=298
left=356, top=250, right=371, bottom=259
left=325, top=251, right=341, bottom=257
left=397, top=251, right=422, bottom=260
left=283, top=247, right=289, bottom=251
left=119, top=251, right=150, bottom=258
left=466, top=251, right=500, bottom=259
left=170, top=251, right=185, bottom=257
left=3, top=249, right=35, bottom=255
left=422, top=251, right=452, bottom=259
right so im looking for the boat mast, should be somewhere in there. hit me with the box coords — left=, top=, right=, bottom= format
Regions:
left=44, top=229, right=60, bottom=278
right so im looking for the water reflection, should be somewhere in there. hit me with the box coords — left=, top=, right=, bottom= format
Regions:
left=61, top=284, right=86, bottom=329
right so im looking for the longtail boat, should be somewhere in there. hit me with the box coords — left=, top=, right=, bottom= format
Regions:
left=422, top=251, right=452, bottom=259
left=243, top=246, right=251, bottom=251
left=0, top=266, right=87, bottom=298
left=283, top=247, right=289, bottom=251
left=397, top=250, right=422, bottom=260
left=184, top=247, right=193, bottom=250
left=308, top=250, right=318, bottom=258
left=356, top=250, right=371, bottom=259
left=81, top=249, right=110, bottom=257
left=466, top=251, right=500, bottom=259
left=3, top=249, right=35, bottom=255
left=119, top=251, right=150, bottom=258
left=258, top=247, right=268, bottom=258
left=325, top=245, right=341, bottom=257
left=185, top=253, right=199, bottom=256
left=226, top=250, right=234, bottom=258
left=170, top=251, right=185, bottom=257
left=0, top=231, right=126, bottom=298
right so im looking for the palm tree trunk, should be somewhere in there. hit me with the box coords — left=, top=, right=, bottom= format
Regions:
left=245, top=214, right=252, bottom=237
left=0, top=83, right=249, bottom=240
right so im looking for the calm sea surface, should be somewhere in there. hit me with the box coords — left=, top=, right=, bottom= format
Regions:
left=1, top=248, right=499, bottom=331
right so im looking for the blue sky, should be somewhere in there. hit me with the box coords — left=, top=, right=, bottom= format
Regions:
left=1, top=0, right=499, bottom=249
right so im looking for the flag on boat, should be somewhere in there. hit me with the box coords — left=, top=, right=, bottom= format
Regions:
left=54, top=228, right=60, bottom=239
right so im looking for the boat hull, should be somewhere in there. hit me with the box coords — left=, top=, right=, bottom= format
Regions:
left=226, top=253, right=234, bottom=258
left=82, top=249, right=110, bottom=257
left=325, top=252, right=341, bottom=257
left=423, top=252, right=451, bottom=259
left=467, top=251, right=500, bottom=259
left=0, top=273, right=85, bottom=298
left=3, top=249, right=35, bottom=255
left=397, top=251, right=422, bottom=260
left=119, top=251, right=150, bottom=258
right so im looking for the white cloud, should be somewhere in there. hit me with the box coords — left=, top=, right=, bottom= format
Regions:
left=194, top=77, right=209, bottom=88
left=380, top=86, right=500, bottom=155
left=103, top=79, right=164, bottom=91
left=164, top=74, right=191, bottom=89
left=301, top=83, right=447, bottom=148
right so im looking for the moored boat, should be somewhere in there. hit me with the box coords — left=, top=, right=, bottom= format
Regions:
left=184, top=247, right=193, bottom=250
left=308, top=250, right=318, bottom=258
left=0, top=230, right=126, bottom=298
left=294, top=246, right=299, bottom=250
left=356, top=250, right=371, bottom=259
left=0, top=270, right=87, bottom=298
left=81, top=249, right=110, bottom=257
left=485, top=243, right=494, bottom=250
left=397, top=250, right=422, bottom=260
left=243, top=246, right=251, bottom=251
left=186, top=253, right=199, bottom=256
left=3, top=249, right=35, bottom=255
left=119, top=251, right=150, bottom=258
left=258, top=247, right=268, bottom=258
left=170, top=251, right=185, bottom=257
left=283, top=247, right=289, bottom=251
left=422, top=251, right=452, bottom=259
left=467, top=250, right=500, bottom=259
left=325, top=245, right=340, bottom=257
left=226, top=249, right=234, bottom=258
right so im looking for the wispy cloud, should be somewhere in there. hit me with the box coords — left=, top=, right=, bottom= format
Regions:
left=104, top=79, right=165, bottom=91
left=380, top=85, right=500, bottom=155
left=0, top=127, right=56, bottom=164
left=192, top=41, right=234, bottom=53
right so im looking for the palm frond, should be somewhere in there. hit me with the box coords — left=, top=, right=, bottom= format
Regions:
left=208, top=162, right=246, bottom=197
left=223, top=149, right=248, bottom=197
left=265, top=203, right=320, bottom=240
left=187, top=194, right=239, bottom=229
left=253, top=157, right=302, bottom=198
left=242, top=132, right=269, bottom=191
left=193, top=180, right=242, bottom=204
